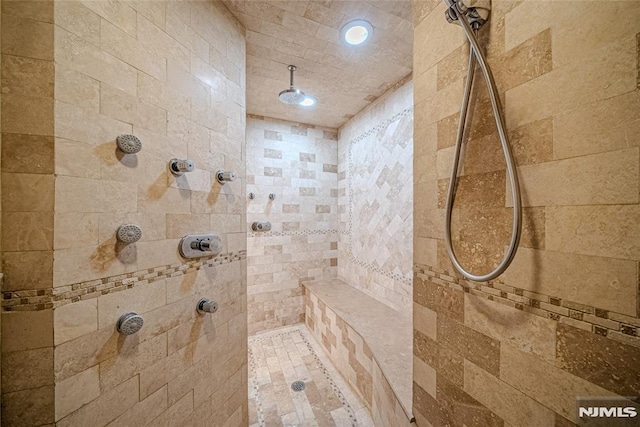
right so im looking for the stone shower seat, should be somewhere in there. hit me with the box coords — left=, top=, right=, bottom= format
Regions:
left=302, top=278, right=413, bottom=423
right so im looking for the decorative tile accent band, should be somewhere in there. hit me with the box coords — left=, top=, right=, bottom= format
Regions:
left=347, top=108, right=414, bottom=285
left=2, top=250, right=247, bottom=312
left=248, top=229, right=338, bottom=238
left=349, top=256, right=412, bottom=285
left=414, top=262, right=640, bottom=347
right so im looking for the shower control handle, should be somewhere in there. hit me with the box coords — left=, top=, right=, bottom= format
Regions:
left=179, top=233, right=222, bottom=258
left=197, top=298, right=218, bottom=314
left=216, top=170, right=236, bottom=184
left=190, top=238, right=218, bottom=252
left=169, top=158, right=195, bottom=176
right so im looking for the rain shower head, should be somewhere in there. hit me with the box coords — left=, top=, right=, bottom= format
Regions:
left=279, top=65, right=305, bottom=105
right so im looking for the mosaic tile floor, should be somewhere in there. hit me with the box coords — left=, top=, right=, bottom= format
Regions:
left=248, top=325, right=374, bottom=427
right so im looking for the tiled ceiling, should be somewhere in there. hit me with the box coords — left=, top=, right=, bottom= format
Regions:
left=222, top=0, right=413, bottom=129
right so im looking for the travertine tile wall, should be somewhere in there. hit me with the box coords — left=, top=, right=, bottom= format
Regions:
left=338, top=79, right=414, bottom=311
left=413, top=0, right=640, bottom=425
left=246, top=115, right=338, bottom=334
left=1, top=1, right=248, bottom=425
left=1, top=0, right=56, bottom=424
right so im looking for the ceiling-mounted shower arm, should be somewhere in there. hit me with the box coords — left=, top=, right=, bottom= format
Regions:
left=288, top=65, right=296, bottom=90
left=444, top=0, right=489, bottom=30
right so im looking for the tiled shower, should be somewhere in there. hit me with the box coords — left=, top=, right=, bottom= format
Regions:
left=0, top=0, right=638, bottom=426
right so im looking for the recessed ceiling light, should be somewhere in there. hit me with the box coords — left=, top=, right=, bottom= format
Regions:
left=299, top=95, right=317, bottom=107
left=340, top=20, right=373, bottom=46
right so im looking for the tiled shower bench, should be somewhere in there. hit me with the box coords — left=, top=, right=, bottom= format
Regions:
left=302, top=279, right=414, bottom=426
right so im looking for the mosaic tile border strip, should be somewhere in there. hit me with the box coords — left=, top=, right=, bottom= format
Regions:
left=347, top=108, right=414, bottom=286
left=248, top=229, right=338, bottom=238
left=414, top=262, right=640, bottom=348
left=249, top=328, right=359, bottom=427
left=349, top=256, right=412, bottom=285
left=2, top=250, right=247, bottom=312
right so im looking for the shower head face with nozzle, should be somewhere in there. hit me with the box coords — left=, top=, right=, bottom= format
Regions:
left=279, top=65, right=305, bottom=105
left=279, top=88, right=306, bottom=105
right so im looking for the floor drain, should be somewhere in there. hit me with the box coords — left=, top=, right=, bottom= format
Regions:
left=291, top=381, right=306, bottom=392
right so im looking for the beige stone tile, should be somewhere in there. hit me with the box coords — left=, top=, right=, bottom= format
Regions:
left=100, top=18, right=167, bottom=82
left=506, top=148, right=639, bottom=207
left=557, top=323, right=640, bottom=398
left=168, top=168, right=212, bottom=193
left=55, top=27, right=137, bottom=95
left=3, top=211, right=53, bottom=251
left=56, top=375, right=138, bottom=427
left=131, top=1, right=166, bottom=30
left=135, top=239, right=183, bottom=271
left=54, top=325, right=132, bottom=381
left=1, top=54, right=54, bottom=98
left=55, top=175, right=138, bottom=213
left=505, top=38, right=636, bottom=128
left=54, top=0, right=101, bottom=45
left=52, top=243, right=133, bottom=288
left=546, top=205, right=639, bottom=261
left=503, top=247, right=637, bottom=317
left=138, top=71, right=190, bottom=116
left=413, top=303, right=436, bottom=341
left=151, top=389, right=194, bottom=427
left=413, top=356, right=436, bottom=399
left=464, top=293, right=556, bottom=364
left=1, top=14, right=53, bottom=60
left=54, top=64, right=99, bottom=112
left=2, top=172, right=54, bottom=212
left=1, top=93, right=53, bottom=135
left=54, top=212, right=99, bottom=249
left=55, top=365, right=101, bottom=421
left=1, top=347, right=53, bottom=393
left=55, top=99, right=131, bottom=145
left=554, top=91, right=640, bottom=159
left=2, top=310, right=53, bottom=352
left=138, top=184, right=191, bottom=215
left=414, top=237, right=437, bottom=267
left=413, top=2, right=464, bottom=77
left=54, top=299, right=98, bottom=346
left=2, top=0, right=53, bottom=22
left=464, top=359, right=555, bottom=426
left=3, top=250, right=53, bottom=291
left=80, top=0, right=137, bottom=37
left=97, top=280, right=166, bottom=329
left=107, top=385, right=168, bottom=427
left=99, top=333, right=167, bottom=392
left=551, top=1, right=640, bottom=69
left=2, top=133, right=54, bottom=174
left=166, top=213, right=210, bottom=239
left=137, top=13, right=190, bottom=71
left=54, top=138, right=102, bottom=179
left=500, top=343, right=617, bottom=422
left=2, top=385, right=54, bottom=426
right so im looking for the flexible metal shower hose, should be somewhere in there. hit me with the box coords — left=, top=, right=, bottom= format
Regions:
left=444, top=5, right=522, bottom=282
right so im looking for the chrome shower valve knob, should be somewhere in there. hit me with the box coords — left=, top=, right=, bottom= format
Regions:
left=169, top=158, right=195, bottom=176
left=196, top=298, right=218, bottom=314
left=216, top=170, right=236, bottom=184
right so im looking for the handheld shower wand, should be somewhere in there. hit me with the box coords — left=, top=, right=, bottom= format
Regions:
left=442, top=0, right=522, bottom=282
